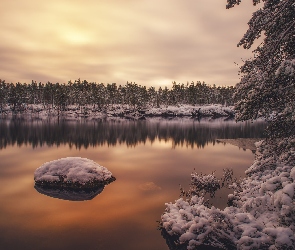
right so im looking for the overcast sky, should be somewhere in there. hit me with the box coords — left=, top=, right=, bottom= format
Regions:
left=0, top=0, right=261, bottom=87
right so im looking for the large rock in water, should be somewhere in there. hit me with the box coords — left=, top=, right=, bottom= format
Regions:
left=34, top=157, right=115, bottom=189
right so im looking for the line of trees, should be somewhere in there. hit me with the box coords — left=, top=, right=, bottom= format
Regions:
left=0, top=79, right=235, bottom=113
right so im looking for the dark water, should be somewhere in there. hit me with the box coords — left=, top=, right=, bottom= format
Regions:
left=0, top=118, right=266, bottom=250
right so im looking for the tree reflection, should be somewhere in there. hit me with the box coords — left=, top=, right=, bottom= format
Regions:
left=0, top=118, right=266, bottom=150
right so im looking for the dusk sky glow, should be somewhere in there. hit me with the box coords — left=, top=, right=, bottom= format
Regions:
left=1, top=0, right=261, bottom=87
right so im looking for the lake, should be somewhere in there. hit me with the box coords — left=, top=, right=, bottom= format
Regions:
left=0, top=117, right=266, bottom=250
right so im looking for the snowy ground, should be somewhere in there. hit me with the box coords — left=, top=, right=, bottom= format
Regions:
left=161, top=138, right=295, bottom=249
left=0, top=104, right=234, bottom=120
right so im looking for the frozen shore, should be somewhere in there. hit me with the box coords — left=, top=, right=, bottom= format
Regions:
left=0, top=104, right=234, bottom=120
left=161, top=137, right=295, bottom=249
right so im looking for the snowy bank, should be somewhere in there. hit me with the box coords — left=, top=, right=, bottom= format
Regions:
left=1, top=104, right=234, bottom=121
left=34, top=157, right=115, bottom=190
left=161, top=137, right=295, bottom=249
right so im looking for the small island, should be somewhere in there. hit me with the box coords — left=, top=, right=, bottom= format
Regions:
left=34, top=157, right=115, bottom=190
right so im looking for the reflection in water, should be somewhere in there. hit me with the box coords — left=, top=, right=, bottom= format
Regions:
left=34, top=185, right=105, bottom=201
left=0, top=118, right=264, bottom=250
left=0, top=118, right=266, bottom=149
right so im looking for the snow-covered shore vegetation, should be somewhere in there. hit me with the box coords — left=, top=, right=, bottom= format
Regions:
left=0, top=79, right=236, bottom=119
left=161, top=0, right=295, bottom=248
left=0, top=103, right=235, bottom=120
left=160, top=138, right=295, bottom=249
left=0, top=79, right=235, bottom=119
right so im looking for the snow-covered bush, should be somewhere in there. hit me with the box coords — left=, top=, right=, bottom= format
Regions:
left=161, top=139, right=295, bottom=249
left=162, top=196, right=237, bottom=250
left=189, top=172, right=220, bottom=198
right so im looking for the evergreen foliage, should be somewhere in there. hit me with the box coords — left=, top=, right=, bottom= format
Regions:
left=227, top=0, right=295, bottom=138
left=0, top=79, right=235, bottom=112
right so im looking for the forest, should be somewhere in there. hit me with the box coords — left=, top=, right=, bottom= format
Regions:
left=0, top=79, right=235, bottom=113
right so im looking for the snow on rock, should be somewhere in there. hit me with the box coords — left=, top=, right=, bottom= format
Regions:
left=34, top=157, right=115, bottom=189
left=161, top=137, right=295, bottom=249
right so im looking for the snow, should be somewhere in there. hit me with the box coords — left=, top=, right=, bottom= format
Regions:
left=144, top=104, right=234, bottom=118
left=291, top=167, right=295, bottom=180
left=191, top=172, right=220, bottom=193
left=275, top=59, right=295, bottom=77
left=1, top=104, right=235, bottom=121
left=34, top=157, right=115, bottom=188
left=160, top=138, right=295, bottom=249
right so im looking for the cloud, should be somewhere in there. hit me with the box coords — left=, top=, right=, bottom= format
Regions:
left=0, top=0, right=261, bottom=87
left=139, top=182, right=161, bottom=191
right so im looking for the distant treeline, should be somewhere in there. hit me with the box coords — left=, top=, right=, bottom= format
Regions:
left=0, top=79, right=235, bottom=112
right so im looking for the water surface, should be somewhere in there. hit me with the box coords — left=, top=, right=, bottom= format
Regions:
left=0, top=118, right=266, bottom=250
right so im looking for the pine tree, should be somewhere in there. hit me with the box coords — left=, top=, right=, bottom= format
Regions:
left=0, top=80, right=9, bottom=112
left=228, top=0, right=295, bottom=138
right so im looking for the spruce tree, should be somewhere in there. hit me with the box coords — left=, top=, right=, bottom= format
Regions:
left=228, top=0, right=295, bottom=138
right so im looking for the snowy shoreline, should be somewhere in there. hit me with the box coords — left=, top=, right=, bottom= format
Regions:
left=160, top=138, right=295, bottom=249
left=0, top=104, right=234, bottom=121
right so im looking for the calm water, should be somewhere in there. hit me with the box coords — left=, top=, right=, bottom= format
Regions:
left=0, top=118, right=266, bottom=250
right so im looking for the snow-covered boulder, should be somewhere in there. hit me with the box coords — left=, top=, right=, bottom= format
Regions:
left=34, top=157, right=115, bottom=189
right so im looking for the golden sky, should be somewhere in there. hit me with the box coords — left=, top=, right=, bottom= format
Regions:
left=0, top=0, right=261, bottom=87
